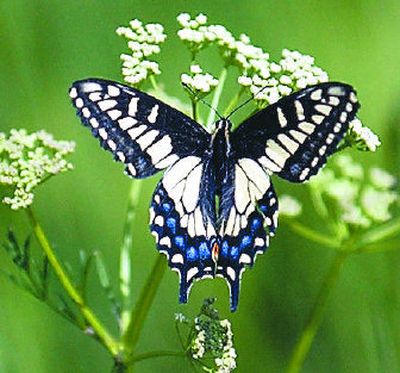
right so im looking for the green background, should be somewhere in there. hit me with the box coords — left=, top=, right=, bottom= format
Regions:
left=1, top=0, right=400, bottom=372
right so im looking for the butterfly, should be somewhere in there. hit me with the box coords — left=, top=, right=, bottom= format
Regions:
left=69, top=78, right=359, bottom=311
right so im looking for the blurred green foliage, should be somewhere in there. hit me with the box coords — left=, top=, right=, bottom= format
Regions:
left=0, top=1, right=399, bottom=372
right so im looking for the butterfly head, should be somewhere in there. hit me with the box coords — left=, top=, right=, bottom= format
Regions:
left=215, top=118, right=232, bottom=133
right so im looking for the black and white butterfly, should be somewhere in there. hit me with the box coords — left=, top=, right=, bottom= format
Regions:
left=69, top=78, right=359, bottom=311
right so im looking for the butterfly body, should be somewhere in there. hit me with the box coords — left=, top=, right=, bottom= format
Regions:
left=69, top=78, right=359, bottom=311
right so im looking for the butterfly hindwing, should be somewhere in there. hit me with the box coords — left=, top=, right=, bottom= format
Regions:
left=231, top=82, right=360, bottom=182
left=217, top=157, right=278, bottom=310
left=150, top=156, right=218, bottom=303
left=69, top=78, right=210, bottom=178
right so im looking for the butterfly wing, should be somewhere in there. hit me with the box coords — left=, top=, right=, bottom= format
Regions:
left=231, top=82, right=360, bottom=182
left=70, top=78, right=217, bottom=304
left=69, top=78, right=211, bottom=177
left=150, top=156, right=218, bottom=303
left=219, top=82, right=360, bottom=310
left=217, top=157, right=278, bottom=311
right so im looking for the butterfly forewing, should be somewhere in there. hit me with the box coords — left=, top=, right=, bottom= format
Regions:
left=69, top=78, right=210, bottom=178
left=231, top=82, right=360, bottom=182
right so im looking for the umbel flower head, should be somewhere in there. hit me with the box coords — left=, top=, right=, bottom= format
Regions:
left=176, top=298, right=237, bottom=372
left=310, top=154, right=397, bottom=228
left=116, top=19, right=167, bottom=86
left=0, top=129, right=75, bottom=210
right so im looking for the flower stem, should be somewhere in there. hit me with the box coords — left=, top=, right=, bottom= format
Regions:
left=206, top=67, right=228, bottom=129
left=120, top=180, right=143, bottom=333
left=127, top=350, right=187, bottom=365
left=122, top=254, right=166, bottom=358
left=286, top=250, right=350, bottom=373
left=25, top=207, right=119, bottom=356
left=286, top=221, right=340, bottom=249
left=191, top=99, right=198, bottom=122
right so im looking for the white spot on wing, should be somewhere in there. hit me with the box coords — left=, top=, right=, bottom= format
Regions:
left=239, top=253, right=251, bottom=264
left=128, top=125, right=147, bottom=139
left=107, top=85, right=120, bottom=97
left=182, top=164, right=203, bottom=213
left=98, top=128, right=108, bottom=140
left=159, top=236, right=171, bottom=248
left=294, top=100, right=305, bottom=120
left=98, top=99, right=117, bottom=111
left=328, top=86, right=346, bottom=96
left=108, top=109, right=122, bottom=120
left=128, top=97, right=139, bottom=116
left=298, top=122, right=315, bottom=134
left=81, top=82, right=102, bottom=92
left=82, top=107, right=91, bottom=118
left=277, top=107, right=287, bottom=127
left=119, top=117, right=137, bottom=130
left=310, top=89, right=322, bottom=100
left=127, top=163, right=137, bottom=176
left=289, top=129, right=307, bottom=143
left=136, top=130, right=159, bottom=150
left=277, top=134, right=299, bottom=154
left=312, top=115, right=324, bottom=125
left=171, top=253, right=184, bottom=264
left=69, top=87, right=78, bottom=98
left=147, top=105, right=159, bottom=124
left=234, top=166, right=251, bottom=213
left=187, top=267, right=199, bottom=281
left=227, top=267, right=236, bottom=281
left=315, top=104, right=332, bottom=116
left=146, top=136, right=172, bottom=164
left=259, top=156, right=281, bottom=173
left=155, top=154, right=179, bottom=169
left=266, top=140, right=290, bottom=168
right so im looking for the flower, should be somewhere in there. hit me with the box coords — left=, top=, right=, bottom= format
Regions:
left=116, top=19, right=166, bottom=86
left=0, top=129, right=75, bottom=210
left=345, top=118, right=381, bottom=152
left=238, top=49, right=329, bottom=107
left=176, top=299, right=237, bottom=372
left=181, top=64, right=219, bottom=95
left=310, top=154, right=397, bottom=228
left=279, top=195, right=302, bottom=217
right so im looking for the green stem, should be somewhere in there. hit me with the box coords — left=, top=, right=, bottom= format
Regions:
left=191, top=99, right=198, bottom=122
left=127, top=350, right=187, bottom=365
left=356, top=216, right=400, bottom=248
left=206, top=67, right=228, bottom=129
left=120, top=180, right=142, bottom=333
left=286, top=221, right=340, bottom=249
left=286, top=250, right=350, bottom=373
left=149, top=75, right=158, bottom=92
left=26, top=207, right=119, bottom=356
left=122, top=254, right=167, bottom=357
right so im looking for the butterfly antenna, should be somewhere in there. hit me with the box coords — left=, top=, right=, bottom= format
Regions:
left=226, top=85, right=270, bottom=120
left=182, top=83, right=223, bottom=120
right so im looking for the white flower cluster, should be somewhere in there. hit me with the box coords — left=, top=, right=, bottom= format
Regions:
left=181, top=64, right=219, bottom=95
left=0, top=129, right=75, bottom=210
left=189, top=316, right=237, bottom=372
left=116, top=19, right=166, bottom=86
left=310, top=154, right=397, bottom=227
left=238, top=49, right=329, bottom=106
left=346, top=118, right=381, bottom=152
left=215, top=319, right=237, bottom=373
left=177, top=13, right=268, bottom=66
left=279, top=195, right=302, bottom=217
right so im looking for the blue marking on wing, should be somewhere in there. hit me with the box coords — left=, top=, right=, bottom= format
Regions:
left=218, top=182, right=279, bottom=311
left=150, top=181, right=217, bottom=304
